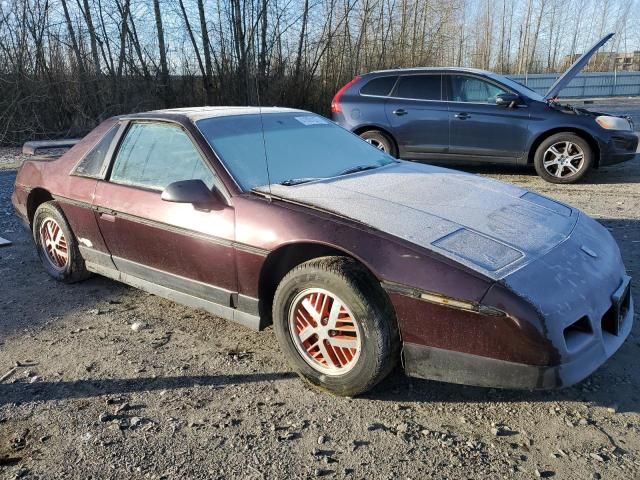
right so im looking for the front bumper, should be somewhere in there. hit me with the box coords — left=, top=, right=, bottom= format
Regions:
left=403, top=292, right=633, bottom=389
left=599, top=131, right=640, bottom=166
left=397, top=211, right=634, bottom=390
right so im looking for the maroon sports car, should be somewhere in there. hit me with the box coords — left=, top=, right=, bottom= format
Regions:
left=12, top=107, right=633, bottom=396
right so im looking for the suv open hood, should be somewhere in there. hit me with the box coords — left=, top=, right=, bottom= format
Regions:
left=544, top=33, right=614, bottom=100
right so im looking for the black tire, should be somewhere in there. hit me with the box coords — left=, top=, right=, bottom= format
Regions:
left=533, top=132, right=593, bottom=184
left=359, top=130, right=398, bottom=157
left=32, top=201, right=90, bottom=283
left=273, top=256, right=400, bottom=396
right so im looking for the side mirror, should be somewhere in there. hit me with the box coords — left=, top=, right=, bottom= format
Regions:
left=161, top=180, right=216, bottom=206
left=495, top=93, right=521, bottom=107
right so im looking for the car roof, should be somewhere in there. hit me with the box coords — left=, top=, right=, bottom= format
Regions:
left=122, top=106, right=307, bottom=122
left=366, top=67, right=494, bottom=76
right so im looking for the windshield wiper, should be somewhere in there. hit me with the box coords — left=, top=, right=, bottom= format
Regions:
left=337, top=164, right=380, bottom=176
left=279, top=177, right=319, bottom=186
left=280, top=165, right=382, bottom=186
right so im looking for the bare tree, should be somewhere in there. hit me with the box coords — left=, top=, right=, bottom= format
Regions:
left=1, top=0, right=639, bottom=146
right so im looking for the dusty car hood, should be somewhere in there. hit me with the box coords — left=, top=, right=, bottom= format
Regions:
left=544, top=33, right=613, bottom=100
left=258, top=162, right=579, bottom=280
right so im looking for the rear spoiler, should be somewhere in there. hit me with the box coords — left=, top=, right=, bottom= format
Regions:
left=22, top=139, right=81, bottom=157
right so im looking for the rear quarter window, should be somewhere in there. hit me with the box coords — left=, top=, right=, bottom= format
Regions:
left=359, top=76, right=398, bottom=96
left=73, top=124, right=119, bottom=178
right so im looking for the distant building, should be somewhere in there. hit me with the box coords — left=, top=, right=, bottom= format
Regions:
left=562, top=51, right=640, bottom=71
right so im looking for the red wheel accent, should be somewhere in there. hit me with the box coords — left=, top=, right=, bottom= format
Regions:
left=39, top=218, right=69, bottom=270
left=289, top=288, right=361, bottom=375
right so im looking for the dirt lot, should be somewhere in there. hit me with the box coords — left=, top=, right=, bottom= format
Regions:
left=1, top=107, right=640, bottom=479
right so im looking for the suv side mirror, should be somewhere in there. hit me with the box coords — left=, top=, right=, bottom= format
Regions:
left=161, top=179, right=216, bottom=206
left=495, top=93, right=521, bottom=107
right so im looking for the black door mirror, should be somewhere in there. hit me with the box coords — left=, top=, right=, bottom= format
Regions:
left=161, top=180, right=216, bottom=206
left=495, top=93, right=521, bottom=107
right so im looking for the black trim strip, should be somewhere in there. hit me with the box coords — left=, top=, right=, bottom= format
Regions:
left=85, top=260, right=264, bottom=331
left=236, top=294, right=260, bottom=316
left=53, top=194, right=90, bottom=210
left=52, top=194, right=269, bottom=256
left=78, top=246, right=116, bottom=269
left=113, top=256, right=234, bottom=307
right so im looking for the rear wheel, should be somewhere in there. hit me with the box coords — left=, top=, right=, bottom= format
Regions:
left=533, top=133, right=593, bottom=184
left=359, top=130, right=397, bottom=157
left=273, top=256, right=399, bottom=396
left=33, top=201, right=90, bottom=283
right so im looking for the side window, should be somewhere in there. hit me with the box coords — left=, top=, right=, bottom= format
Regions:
left=393, top=75, right=442, bottom=101
left=110, top=122, right=215, bottom=190
left=451, top=75, right=507, bottom=103
left=360, top=76, right=398, bottom=96
left=73, top=124, right=119, bottom=178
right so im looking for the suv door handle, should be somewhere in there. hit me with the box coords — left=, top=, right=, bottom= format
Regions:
left=393, top=109, right=408, bottom=116
left=455, top=112, right=471, bottom=120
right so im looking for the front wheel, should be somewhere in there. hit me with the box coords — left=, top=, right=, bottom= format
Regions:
left=533, top=133, right=593, bottom=184
left=273, top=257, right=399, bottom=396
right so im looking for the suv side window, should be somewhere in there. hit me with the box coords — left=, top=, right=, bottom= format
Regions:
left=110, top=122, right=215, bottom=191
left=73, top=124, right=119, bottom=178
left=450, top=75, right=507, bottom=103
left=360, top=76, right=398, bottom=96
left=393, top=75, right=442, bottom=101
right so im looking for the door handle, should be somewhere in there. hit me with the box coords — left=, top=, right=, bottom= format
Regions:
left=393, top=109, right=408, bottom=116
left=455, top=112, right=471, bottom=120
left=99, top=212, right=116, bottom=222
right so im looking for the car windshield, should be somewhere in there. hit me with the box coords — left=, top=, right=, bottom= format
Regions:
left=196, top=112, right=395, bottom=191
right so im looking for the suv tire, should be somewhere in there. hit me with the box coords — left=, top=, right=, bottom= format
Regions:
left=359, top=130, right=397, bottom=157
left=533, top=133, right=593, bottom=184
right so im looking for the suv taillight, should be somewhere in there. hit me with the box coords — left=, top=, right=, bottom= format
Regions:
left=331, top=76, right=361, bottom=114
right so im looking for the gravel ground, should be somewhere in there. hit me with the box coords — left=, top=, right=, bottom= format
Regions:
left=1, top=102, right=640, bottom=480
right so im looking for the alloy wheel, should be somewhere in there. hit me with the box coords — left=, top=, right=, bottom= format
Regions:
left=39, top=217, right=69, bottom=270
left=288, top=288, right=362, bottom=376
left=365, top=138, right=388, bottom=152
left=542, top=141, right=585, bottom=179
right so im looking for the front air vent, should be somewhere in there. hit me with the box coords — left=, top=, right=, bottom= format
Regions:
left=602, top=304, right=619, bottom=335
left=563, top=316, right=593, bottom=352
left=602, top=284, right=630, bottom=336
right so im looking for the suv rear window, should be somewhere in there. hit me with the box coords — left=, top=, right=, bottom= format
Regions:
left=360, top=76, right=397, bottom=96
left=393, top=75, right=442, bottom=101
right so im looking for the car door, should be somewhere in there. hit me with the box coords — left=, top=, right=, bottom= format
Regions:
left=92, top=120, right=238, bottom=307
left=384, top=74, right=449, bottom=158
left=62, top=120, right=123, bottom=268
left=447, top=74, right=530, bottom=162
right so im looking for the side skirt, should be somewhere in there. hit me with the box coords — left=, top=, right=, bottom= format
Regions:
left=85, top=261, right=263, bottom=331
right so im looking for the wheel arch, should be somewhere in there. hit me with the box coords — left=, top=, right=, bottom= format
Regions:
left=257, top=241, right=384, bottom=326
left=27, top=188, right=54, bottom=226
left=527, top=128, right=601, bottom=167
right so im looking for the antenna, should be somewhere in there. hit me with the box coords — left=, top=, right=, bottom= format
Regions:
left=254, top=58, right=272, bottom=195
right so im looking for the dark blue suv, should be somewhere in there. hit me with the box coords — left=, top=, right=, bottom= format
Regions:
left=331, top=35, right=639, bottom=183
